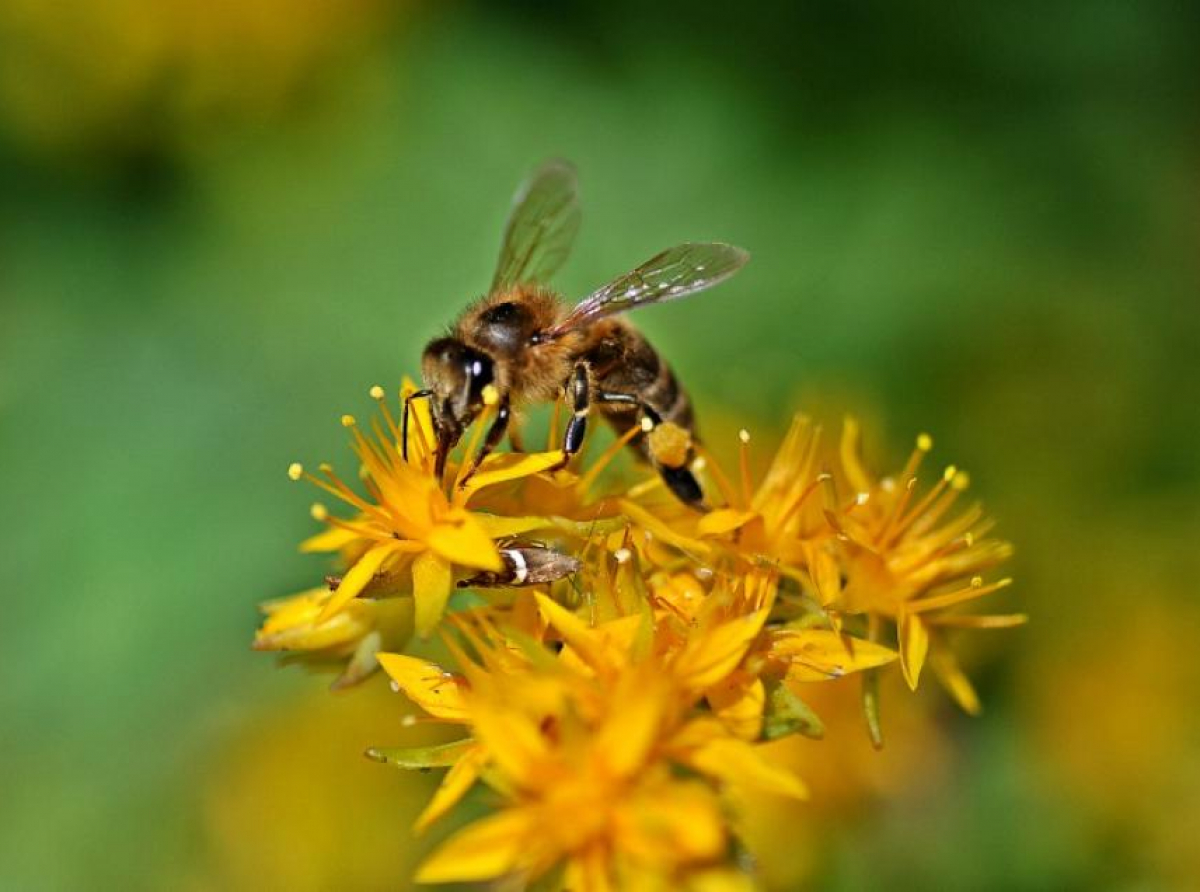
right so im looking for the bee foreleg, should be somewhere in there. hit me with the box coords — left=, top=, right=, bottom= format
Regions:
left=401, top=389, right=433, bottom=462
left=457, top=397, right=511, bottom=488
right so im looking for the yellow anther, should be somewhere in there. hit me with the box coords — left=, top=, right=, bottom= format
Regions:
left=369, top=385, right=385, bottom=400
left=856, top=492, right=870, bottom=505
left=738, top=428, right=751, bottom=444
left=917, top=433, right=933, bottom=451
left=341, top=414, right=356, bottom=428
left=613, top=547, right=632, bottom=564
left=943, top=464, right=958, bottom=482
left=639, top=416, right=655, bottom=433
left=310, top=503, right=328, bottom=521
left=287, top=462, right=304, bottom=481
left=971, top=576, right=983, bottom=588
left=318, top=462, right=333, bottom=474
left=952, top=470, right=971, bottom=490
left=963, top=531, right=975, bottom=546
left=482, top=384, right=500, bottom=406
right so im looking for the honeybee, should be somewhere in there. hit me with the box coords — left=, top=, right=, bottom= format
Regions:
left=412, top=160, right=748, bottom=509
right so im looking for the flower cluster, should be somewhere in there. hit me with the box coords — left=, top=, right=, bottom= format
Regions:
left=254, top=381, right=1022, bottom=888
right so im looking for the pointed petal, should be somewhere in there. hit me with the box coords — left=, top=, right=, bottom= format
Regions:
left=706, top=676, right=765, bottom=741
left=299, top=525, right=361, bottom=553
left=618, top=499, right=712, bottom=557
left=330, top=630, right=383, bottom=689
left=317, top=543, right=395, bottom=622
left=426, top=517, right=503, bottom=571
left=685, top=736, right=809, bottom=800
left=474, top=513, right=559, bottom=539
left=697, top=508, right=758, bottom=537
left=413, top=744, right=488, bottom=834
left=772, top=629, right=897, bottom=682
left=898, top=610, right=930, bottom=690
left=596, top=674, right=665, bottom=778
left=459, top=451, right=564, bottom=500
left=930, top=646, right=982, bottom=715
left=377, top=653, right=469, bottom=721
left=412, top=551, right=453, bottom=638
left=671, top=610, right=768, bottom=692
left=415, top=808, right=537, bottom=883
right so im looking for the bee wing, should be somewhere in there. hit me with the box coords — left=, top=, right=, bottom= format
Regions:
left=491, top=159, right=582, bottom=291
left=546, top=242, right=748, bottom=338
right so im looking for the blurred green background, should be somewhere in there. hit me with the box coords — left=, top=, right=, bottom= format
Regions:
left=3, top=1, right=1198, bottom=889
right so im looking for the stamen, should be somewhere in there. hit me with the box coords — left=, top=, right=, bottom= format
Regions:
left=693, top=442, right=737, bottom=507
left=576, top=423, right=643, bottom=495
left=548, top=394, right=563, bottom=452
left=897, top=432, right=933, bottom=487
left=639, top=416, right=654, bottom=433
left=341, top=414, right=356, bottom=428
left=287, top=462, right=304, bottom=481
left=738, top=428, right=753, bottom=506
left=451, top=402, right=495, bottom=492
left=369, top=385, right=385, bottom=401
left=909, top=577, right=1013, bottom=614
left=613, top=547, right=632, bottom=564
left=482, top=384, right=500, bottom=407
left=310, top=503, right=328, bottom=521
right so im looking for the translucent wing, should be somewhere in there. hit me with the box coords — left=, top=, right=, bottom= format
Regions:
left=546, top=242, right=748, bottom=338
left=491, top=159, right=582, bottom=291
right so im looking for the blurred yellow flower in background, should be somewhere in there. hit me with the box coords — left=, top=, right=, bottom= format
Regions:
left=0, top=0, right=403, bottom=163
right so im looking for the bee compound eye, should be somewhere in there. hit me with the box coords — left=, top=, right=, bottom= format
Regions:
left=465, top=352, right=494, bottom=402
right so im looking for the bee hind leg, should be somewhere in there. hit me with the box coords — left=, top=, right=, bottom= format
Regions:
left=594, top=390, right=707, bottom=511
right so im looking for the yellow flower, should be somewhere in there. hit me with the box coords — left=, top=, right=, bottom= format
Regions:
left=414, top=666, right=729, bottom=890
left=829, top=420, right=1023, bottom=707
left=373, top=590, right=810, bottom=887
left=288, top=382, right=564, bottom=637
left=252, top=587, right=412, bottom=689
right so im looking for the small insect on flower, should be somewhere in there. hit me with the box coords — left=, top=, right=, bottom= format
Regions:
left=411, top=160, right=749, bottom=509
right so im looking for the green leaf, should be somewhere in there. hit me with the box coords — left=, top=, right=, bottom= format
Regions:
left=763, top=681, right=825, bottom=740
left=862, top=668, right=884, bottom=750
left=365, top=737, right=475, bottom=770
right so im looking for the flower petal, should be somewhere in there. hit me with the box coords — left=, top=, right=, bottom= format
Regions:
left=930, top=646, right=982, bottom=716
left=458, top=451, right=565, bottom=500
left=413, top=744, right=488, bottom=834
left=619, top=499, right=712, bottom=558
left=473, top=513, right=560, bottom=539
left=684, top=736, right=809, bottom=800
left=426, top=517, right=503, bottom=571
left=415, top=808, right=537, bottom=883
left=298, top=525, right=361, bottom=554
left=317, top=542, right=395, bottom=623
left=412, top=551, right=453, bottom=638
left=898, top=610, right=930, bottom=690
left=377, top=653, right=469, bottom=721
left=771, top=629, right=897, bottom=682
left=671, top=609, right=769, bottom=692
left=706, top=676, right=765, bottom=741
left=697, top=508, right=757, bottom=537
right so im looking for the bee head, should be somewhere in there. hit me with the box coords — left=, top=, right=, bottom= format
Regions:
left=420, top=337, right=496, bottom=475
